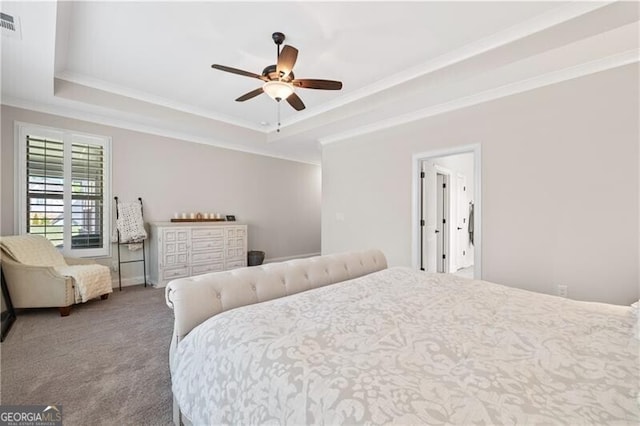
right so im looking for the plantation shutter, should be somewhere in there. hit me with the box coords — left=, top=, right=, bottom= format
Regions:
left=70, top=142, right=105, bottom=249
left=26, top=136, right=65, bottom=247
left=21, top=124, right=110, bottom=257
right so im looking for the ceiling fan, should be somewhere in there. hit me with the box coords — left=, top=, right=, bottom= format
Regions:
left=211, top=32, right=342, bottom=112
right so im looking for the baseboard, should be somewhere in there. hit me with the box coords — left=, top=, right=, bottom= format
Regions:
left=264, top=252, right=321, bottom=264
left=111, top=275, right=151, bottom=289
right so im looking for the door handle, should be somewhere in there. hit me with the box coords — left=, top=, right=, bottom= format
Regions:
left=435, top=230, right=440, bottom=233
left=457, top=227, right=463, bottom=230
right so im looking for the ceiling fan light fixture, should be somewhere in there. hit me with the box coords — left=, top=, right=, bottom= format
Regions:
left=263, top=81, right=294, bottom=101
left=212, top=32, right=341, bottom=113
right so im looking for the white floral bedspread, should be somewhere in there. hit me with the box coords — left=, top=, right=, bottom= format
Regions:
left=171, top=267, right=640, bottom=425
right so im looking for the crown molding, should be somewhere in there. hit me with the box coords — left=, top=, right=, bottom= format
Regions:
left=1, top=96, right=320, bottom=166
left=319, top=49, right=639, bottom=146
left=53, top=2, right=612, bottom=138
left=5, top=0, right=622, bottom=166
left=54, top=71, right=266, bottom=132
left=274, top=1, right=613, bottom=133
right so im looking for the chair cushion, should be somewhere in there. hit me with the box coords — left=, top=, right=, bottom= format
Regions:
left=0, top=235, right=66, bottom=267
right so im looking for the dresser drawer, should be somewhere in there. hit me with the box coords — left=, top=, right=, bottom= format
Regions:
left=164, top=241, right=188, bottom=254
left=191, top=239, right=223, bottom=252
left=191, top=251, right=224, bottom=264
left=226, top=237, right=245, bottom=248
left=192, top=228, right=224, bottom=239
left=162, top=229, right=189, bottom=255
left=226, top=247, right=245, bottom=259
left=225, top=227, right=246, bottom=249
left=224, top=259, right=246, bottom=269
left=163, top=228, right=189, bottom=242
left=163, top=253, right=188, bottom=267
left=225, top=227, right=246, bottom=237
left=162, top=266, right=189, bottom=280
left=191, top=262, right=224, bottom=275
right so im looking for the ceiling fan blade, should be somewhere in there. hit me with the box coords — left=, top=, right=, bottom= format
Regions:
left=293, top=79, right=343, bottom=90
left=286, top=92, right=306, bottom=111
left=235, top=87, right=264, bottom=102
left=211, top=64, right=267, bottom=81
left=276, top=45, right=298, bottom=78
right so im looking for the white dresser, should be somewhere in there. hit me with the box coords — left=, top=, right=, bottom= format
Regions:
left=149, top=222, right=247, bottom=288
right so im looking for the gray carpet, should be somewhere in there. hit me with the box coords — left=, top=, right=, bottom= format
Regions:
left=0, top=285, right=173, bottom=425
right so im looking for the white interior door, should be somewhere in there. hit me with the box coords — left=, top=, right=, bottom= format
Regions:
left=456, top=174, right=468, bottom=269
left=421, top=162, right=437, bottom=272
left=436, top=173, right=449, bottom=273
left=414, top=148, right=480, bottom=279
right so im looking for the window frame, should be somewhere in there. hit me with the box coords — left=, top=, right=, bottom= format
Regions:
left=15, top=122, right=112, bottom=258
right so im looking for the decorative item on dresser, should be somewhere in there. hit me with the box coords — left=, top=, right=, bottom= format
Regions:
left=148, top=222, right=247, bottom=288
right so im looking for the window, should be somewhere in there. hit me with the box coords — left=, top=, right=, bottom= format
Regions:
left=16, top=123, right=111, bottom=257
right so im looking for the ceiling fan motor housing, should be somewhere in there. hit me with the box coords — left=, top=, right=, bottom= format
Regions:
left=262, top=65, right=294, bottom=82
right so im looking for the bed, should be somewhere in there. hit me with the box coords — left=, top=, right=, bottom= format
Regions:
left=165, top=250, right=639, bottom=425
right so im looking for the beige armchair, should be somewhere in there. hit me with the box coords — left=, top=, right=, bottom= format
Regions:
left=0, top=235, right=113, bottom=316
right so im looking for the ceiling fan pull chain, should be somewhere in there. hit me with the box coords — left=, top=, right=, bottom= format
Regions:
left=277, top=102, right=281, bottom=133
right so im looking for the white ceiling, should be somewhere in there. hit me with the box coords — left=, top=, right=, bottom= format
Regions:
left=2, top=1, right=638, bottom=164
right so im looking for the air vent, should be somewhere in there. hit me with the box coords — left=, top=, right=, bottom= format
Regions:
left=1, top=12, right=22, bottom=39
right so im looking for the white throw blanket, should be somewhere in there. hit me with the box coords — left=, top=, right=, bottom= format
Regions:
left=54, top=264, right=113, bottom=303
left=0, top=234, right=66, bottom=267
left=115, top=202, right=147, bottom=250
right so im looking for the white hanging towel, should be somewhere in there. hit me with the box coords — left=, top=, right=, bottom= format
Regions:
left=115, top=202, right=147, bottom=250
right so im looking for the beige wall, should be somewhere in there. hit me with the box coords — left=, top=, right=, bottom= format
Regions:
left=322, top=64, right=639, bottom=305
left=1, top=106, right=321, bottom=284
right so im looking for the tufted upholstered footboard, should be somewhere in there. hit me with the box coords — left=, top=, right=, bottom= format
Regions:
left=166, top=249, right=387, bottom=356
left=165, top=249, right=387, bottom=425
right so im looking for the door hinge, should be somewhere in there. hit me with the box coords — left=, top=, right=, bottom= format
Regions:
left=463, top=250, right=466, bottom=256
left=420, top=219, right=425, bottom=226
left=442, top=254, right=446, bottom=259
left=463, top=186, right=466, bottom=191
left=443, top=182, right=447, bottom=188
left=443, top=218, right=446, bottom=224
left=420, top=171, right=425, bottom=178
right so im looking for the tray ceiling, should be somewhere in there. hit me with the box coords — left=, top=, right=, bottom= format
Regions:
left=2, top=1, right=638, bottom=164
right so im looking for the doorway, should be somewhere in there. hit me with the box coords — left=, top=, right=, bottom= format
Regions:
left=413, top=145, right=481, bottom=279
left=435, top=172, right=449, bottom=273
